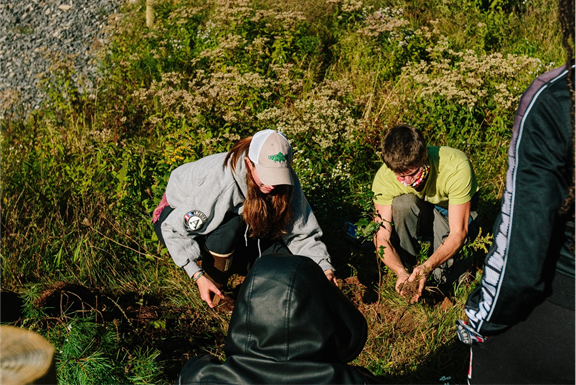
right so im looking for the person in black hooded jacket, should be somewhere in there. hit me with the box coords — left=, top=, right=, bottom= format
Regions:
left=457, top=1, right=575, bottom=381
left=178, top=254, right=380, bottom=384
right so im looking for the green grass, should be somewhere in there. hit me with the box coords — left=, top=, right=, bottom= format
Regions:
left=0, top=0, right=565, bottom=383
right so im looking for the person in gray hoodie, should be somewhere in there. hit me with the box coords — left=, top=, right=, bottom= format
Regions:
left=152, top=129, right=336, bottom=308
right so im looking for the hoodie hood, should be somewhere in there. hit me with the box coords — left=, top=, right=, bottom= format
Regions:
left=179, top=255, right=379, bottom=384
left=225, top=254, right=366, bottom=363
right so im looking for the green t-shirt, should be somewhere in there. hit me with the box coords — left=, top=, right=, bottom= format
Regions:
left=372, top=146, right=478, bottom=209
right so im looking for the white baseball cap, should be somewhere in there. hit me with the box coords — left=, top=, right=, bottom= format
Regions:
left=248, top=130, right=293, bottom=186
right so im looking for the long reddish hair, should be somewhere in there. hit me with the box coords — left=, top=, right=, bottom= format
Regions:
left=224, top=137, right=293, bottom=239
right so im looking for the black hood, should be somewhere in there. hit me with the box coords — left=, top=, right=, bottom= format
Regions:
left=225, top=254, right=367, bottom=363
left=179, top=255, right=380, bottom=384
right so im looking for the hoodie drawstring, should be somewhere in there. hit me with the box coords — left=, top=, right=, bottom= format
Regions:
left=244, top=224, right=262, bottom=258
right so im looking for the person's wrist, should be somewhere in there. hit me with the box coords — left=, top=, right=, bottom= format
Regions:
left=397, top=269, right=410, bottom=278
left=193, top=269, right=205, bottom=282
left=421, top=261, right=433, bottom=273
left=417, top=263, right=433, bottom=278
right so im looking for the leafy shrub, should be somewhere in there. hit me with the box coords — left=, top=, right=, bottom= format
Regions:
left=403, top=45, right=546, bottom=136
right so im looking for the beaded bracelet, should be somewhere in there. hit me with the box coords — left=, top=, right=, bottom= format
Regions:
left=193, top=270, right=205, bottom=282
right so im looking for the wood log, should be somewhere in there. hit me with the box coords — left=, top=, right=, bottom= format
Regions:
left=0, top=325, right=56, bottom=385
left=146, top=0, right=155, bottom=28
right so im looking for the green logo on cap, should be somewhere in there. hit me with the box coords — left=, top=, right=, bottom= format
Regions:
left=268, top=152, right=287, bottom=163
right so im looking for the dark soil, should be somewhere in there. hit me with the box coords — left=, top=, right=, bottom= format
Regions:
left=0, top=290, right=24, bottom=322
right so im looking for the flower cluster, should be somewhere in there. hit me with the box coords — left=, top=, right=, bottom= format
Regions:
left=133, top=65, right=296, bottom=129
left=327, top=0, right=364, bottom=13
left=356, top=7, right=409, bottom=38
left=403, top=46, right=543, bottom=110
left=257, top=80, right=361, bottom=150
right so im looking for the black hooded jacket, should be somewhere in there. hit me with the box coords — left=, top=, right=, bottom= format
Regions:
left=464, top=65, right=575, bottom=336
left=178, top=254, right=380, bottom=384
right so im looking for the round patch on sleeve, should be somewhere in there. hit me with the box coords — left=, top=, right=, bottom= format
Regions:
left=184, top=210, right=208, bottom=231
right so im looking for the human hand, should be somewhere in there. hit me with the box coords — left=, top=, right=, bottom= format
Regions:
left=395, top=272, right=410, bottom=294
left=324, top=269, right=338, bottom=286
left=196, top=275, right=224, bottom=308
left=406, top=264, right=431, bottom=303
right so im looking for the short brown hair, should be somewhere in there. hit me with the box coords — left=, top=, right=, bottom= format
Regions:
left=382, top=124, right=428, bottom=173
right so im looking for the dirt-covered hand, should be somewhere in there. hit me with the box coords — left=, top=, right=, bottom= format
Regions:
left=196, top=275, right=224, bottom=308
left=395, top=272, right=410, bottom=295
left=407, top=264, right=431, bottom=303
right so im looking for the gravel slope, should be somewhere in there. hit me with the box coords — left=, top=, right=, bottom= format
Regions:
left=0, top=0, right=123, bottom=118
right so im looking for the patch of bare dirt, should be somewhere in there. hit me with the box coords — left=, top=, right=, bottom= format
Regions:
left=35, top=282, right=97, bottom=317
left=342, top=276, right=367, bottom=308
left=439, top=297, right=452, bottom=311
left=212, top=294, right=236, bottom=314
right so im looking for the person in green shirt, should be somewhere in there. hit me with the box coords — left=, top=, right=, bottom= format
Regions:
left=372, top=124, right=479, bottom=303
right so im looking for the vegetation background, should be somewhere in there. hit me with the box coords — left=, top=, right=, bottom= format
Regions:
left=0, top=0, right=564, bottom=383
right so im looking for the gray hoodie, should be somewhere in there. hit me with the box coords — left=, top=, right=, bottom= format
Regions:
left=161, top=152, right=334, bottom=278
